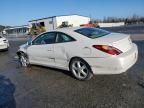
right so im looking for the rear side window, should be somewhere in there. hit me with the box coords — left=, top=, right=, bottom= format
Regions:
left=75, top=27, right=110, bottom=39
left=56, top=32, right=75, bottom=43
left=0, top=36, right=2, bottom=38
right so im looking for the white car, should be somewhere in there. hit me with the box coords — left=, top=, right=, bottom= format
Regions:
left=17, top=27, right=138, bottom=80
left=0, top=36, right=9, bottom=50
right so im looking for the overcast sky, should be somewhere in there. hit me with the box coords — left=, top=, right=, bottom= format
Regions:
left=0, top=0, right=144, bottom=26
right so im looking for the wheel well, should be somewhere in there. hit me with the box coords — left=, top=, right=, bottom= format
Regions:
left=69, top=57, right=92, bottom=72
left=17, top=51, right=28, bottom=58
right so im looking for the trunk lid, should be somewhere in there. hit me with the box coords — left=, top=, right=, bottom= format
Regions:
left=94, top=33, right=132, bottom=53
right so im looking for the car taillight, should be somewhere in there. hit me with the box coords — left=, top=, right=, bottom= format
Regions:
left=93, top=45, right=122, bottom=55
left=3, top=40, right=7, bottom=43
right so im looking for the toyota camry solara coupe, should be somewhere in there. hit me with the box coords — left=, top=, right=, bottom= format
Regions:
left=17, top=27, right=138, bottom=80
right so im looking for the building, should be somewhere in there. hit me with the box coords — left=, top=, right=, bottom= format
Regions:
left=3, top=25, right=29, bottom=37
left=3, top=15, right=90, bottom=37
left=29, top=15, right=90, bottom=31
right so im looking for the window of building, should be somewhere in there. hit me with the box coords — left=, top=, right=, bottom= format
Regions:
left=40, top=22, right=45, bottom=27
left=49, top=21, right=53, bottom=24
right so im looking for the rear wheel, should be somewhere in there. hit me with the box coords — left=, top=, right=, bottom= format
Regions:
left=70, top=58, right=93, bottom=80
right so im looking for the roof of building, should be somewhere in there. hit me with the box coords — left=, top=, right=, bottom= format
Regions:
left=4, top=25, right=29, bottom=30
left=29, top=14, right=90, bottom=22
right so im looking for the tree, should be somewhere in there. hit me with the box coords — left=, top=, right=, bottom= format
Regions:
left=0, top=25, right=5, bottom=32
left=29, top=23, right=46, bottom=37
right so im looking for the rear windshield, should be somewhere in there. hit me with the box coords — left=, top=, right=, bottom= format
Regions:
left=75, top=27, right=110, bottom=39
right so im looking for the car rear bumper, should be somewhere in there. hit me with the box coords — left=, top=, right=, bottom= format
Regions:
left=83, top=43, right=138, bottom=75
left=0, top=43, right=9, bottom=50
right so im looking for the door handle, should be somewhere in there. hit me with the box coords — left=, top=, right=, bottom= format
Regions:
left=49, top=57, right=55, bottom=59
left=47, top=49, right=52, bottom=51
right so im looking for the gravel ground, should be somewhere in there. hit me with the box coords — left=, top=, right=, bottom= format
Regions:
left=0, top=35, right=144, bottom=108
left=103, top=24, right=144, bottom=41
left=102, top=24, right=144, bottom=34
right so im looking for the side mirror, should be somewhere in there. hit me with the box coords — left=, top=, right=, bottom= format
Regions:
left=27, top=39, right=32, bottom=45
left=28, top=41, right=32, bottom=45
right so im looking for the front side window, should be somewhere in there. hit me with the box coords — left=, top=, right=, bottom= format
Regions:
left=75, top=27, right=110, bottom=39
left=56, top=32, right=75, bottom=43
left=32, top=32, right=56, bottom=45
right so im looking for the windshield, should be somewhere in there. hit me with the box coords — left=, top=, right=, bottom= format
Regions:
left=75, top=27, right=110, bottom=39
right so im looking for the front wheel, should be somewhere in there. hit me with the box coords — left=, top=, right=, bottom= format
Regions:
left=70, top=58, right=93, bottom=80
left=19, top=53, right=30, bottom=67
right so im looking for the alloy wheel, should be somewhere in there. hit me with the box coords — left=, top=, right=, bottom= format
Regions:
left=72, top=60, right=89, bottom=79
left=20, top=55, right=28, bottom=67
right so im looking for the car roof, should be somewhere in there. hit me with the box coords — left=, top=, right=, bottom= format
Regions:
left=35, top=27, right=88, bottom=40
left=48, top=27, right=90, bottom=40
left=52, top=27, right=86, bottom=33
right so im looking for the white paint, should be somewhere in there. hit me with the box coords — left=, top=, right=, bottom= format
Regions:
left=56, top=15, right=90, bottom=27
left=29, top=15, right=90, bottom=31
left=0, top=36, right=9, bottom=50
left=29, top=18, right=56, bottom=31
left=18, top=27, right=138, bottom=79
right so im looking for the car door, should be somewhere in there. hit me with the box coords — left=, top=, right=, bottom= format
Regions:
left=27, top=32, right=56, bottom=66
left=54, top=32, right=76, bottom=69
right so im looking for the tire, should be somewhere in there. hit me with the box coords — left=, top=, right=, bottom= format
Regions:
left=19, top=53, right=30, bottom=67
left=5, top=47, right=9, bottom=51
left=70, top=58, right=93, bottom=80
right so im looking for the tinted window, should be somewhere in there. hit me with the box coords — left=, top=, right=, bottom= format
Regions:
left=0, top=36, right=2, bottom=38
left=56, top=33, right=75, bottom=43
left=75, top=27, right=110, bottom=39
left=32, top=32, right=56, bottom=45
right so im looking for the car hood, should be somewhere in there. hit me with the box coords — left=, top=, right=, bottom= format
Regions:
left=0, top=37, right=8, bottom=43
left=20, top=43, right=28, bottom=48
left=0, top=37, right=6, bottom=40
left=18, top=43, right=30, bottom=53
